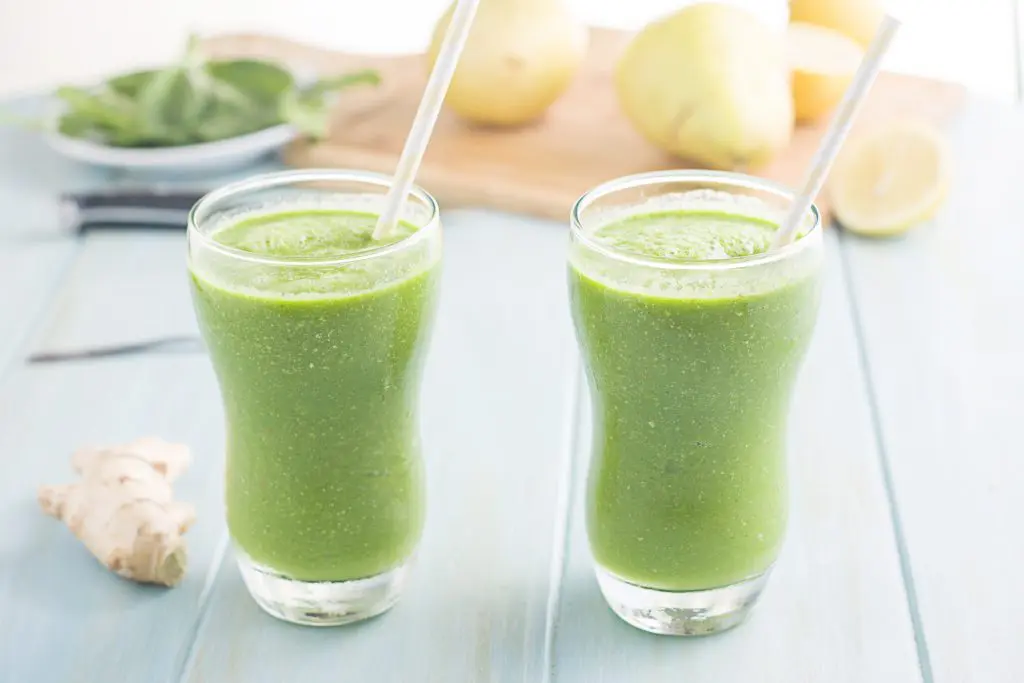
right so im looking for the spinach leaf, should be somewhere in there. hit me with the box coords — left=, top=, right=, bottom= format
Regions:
left=208, top=59, right=294, bottom=105
left=9, top=35, right=382, bottom=148
left=280, top=70, right=381, bottom=138
left=194, top=97, right=278, bottom=142
left=107, top=70, right=158, bottom=98
left=55, top=86, right=145, bottom=141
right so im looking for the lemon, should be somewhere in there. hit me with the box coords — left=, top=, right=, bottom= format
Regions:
left=789, top=0, right=884, bottom=47
left=828, top=120, right=951, bottom=237
left=787, top=22, right=863, bottom=123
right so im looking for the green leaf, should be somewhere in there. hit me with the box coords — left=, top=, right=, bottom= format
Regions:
left=279, top=69, right=380, bottom=139
left=107, top=70, right=158, bottom=98
left=194, top=97, right=278, bottom=142
left=56, top=112, right=95, bottom=137
left=279, top=91, right=328, bottom=138
left=121, top=35, right=217, bottom=145
left=207, top=59, right=294, bottom=105
left=302, top=69, right=381, bottom=101
left=38, top=30, right=381, bottom=148
left=135, top=67, right=188, bottom=134
left=163, top=71, right=210, bottom=135
left=55, top=86, right=144, bottom=141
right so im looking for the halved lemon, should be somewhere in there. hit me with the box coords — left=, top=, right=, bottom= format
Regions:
left=828, top=120, right=952, bottom=237
left=788, top=22, right=863, bottom=123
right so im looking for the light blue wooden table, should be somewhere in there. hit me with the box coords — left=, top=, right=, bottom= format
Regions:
left=0, top=90, right=1021, bottom=683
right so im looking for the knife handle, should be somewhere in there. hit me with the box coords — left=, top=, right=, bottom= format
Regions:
left=60, top=190, right=205, bottom=232
left=68, top=190, right=204, bottom=211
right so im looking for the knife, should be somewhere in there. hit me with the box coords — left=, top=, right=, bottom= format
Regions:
left=60, top=189, right=205, bottom=233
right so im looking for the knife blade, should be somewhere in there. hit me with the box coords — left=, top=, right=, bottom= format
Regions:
left=60, top=189, right=206, bottom=233
left=27, top=335, right=205, bottom=363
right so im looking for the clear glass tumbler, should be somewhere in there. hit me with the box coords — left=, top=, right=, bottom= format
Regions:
left=568, top=171, right=823, bottom=635
left=188, top=170, right=442, bottom=626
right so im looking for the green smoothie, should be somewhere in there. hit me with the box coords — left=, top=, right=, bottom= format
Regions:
left=190, top=208, right=440, bottom=582
left=570, top=208, right=821, bottom=592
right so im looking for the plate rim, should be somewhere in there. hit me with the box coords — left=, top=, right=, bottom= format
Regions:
left=45, top=122, right=298, bottom=169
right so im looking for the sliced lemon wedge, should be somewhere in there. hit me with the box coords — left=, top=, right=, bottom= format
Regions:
left=828, top=120, right=952, bottom=237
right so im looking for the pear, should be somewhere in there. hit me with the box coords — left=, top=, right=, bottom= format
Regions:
left=428, top=0, right=588, bottom=126
left=616, top=3, right=793, bottom=169
left=788, top=22, right=864, bottom=122
left=789, top=0, right=884, bottom=47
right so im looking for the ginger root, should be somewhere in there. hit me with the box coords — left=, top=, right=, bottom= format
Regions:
left=39, top=437, right=195, bottom=587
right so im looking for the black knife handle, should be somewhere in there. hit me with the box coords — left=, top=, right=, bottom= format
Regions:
left=60, top=190, right=206, bottom=232
left=67, top=190, right=205, bottom=212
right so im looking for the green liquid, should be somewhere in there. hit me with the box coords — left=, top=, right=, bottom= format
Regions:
left=570, top=209, right=821, bottom=590
left=190, top=209, right=439, bottom=581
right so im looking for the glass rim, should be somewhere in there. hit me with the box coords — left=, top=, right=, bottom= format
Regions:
left=569, top=170, right=822, bottom=272
left=187, top=168, right=441, bottom=267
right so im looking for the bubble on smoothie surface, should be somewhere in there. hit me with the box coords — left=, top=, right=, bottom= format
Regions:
left=200, top=208, right=429, bottom=298
left=589, top=211, right=777, bottom=261
left=212, top=210, right=418, bottom=258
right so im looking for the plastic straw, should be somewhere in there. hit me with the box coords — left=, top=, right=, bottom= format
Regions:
left=372, top=0, right=481, bottom=240
left=772, top=14, right=902, bottom=248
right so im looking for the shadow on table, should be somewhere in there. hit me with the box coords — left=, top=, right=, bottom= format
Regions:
left=181, top=547, right=556, bottom=682
left=552, top=573, right=756, bottom=680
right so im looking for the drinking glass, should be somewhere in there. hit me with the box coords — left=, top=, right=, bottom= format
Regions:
left=188, top=170, right=441, bottom=625
left=568, top=171, right=823, bottom=635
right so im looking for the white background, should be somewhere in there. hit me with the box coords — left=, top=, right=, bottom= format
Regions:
left=0, top=0, right=1018, bottom=100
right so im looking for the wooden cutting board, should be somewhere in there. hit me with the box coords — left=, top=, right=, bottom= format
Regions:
left=203, top=28, right=965, bottom=222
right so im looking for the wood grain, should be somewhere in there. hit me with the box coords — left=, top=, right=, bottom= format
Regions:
left=0, top=233, right=226, bottom=683
left=0, top=355, right=227, bottom=683
left=842, top=99, right=1024, bottom=682
left=0, top=242, right=76, bottom=375
left=0, top=97, right=119, bottom=240
left=30, top=232, right=199, bottom=352
left=205, top=28, right=965, bottom=222
left=1, top=89, right=1018, bottom=682
left=553, top=231, right=923, bottom=682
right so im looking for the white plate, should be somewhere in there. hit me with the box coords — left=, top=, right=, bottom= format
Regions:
left=45, top=123, right=298, bottom=173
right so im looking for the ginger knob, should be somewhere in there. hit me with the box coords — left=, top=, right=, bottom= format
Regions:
left=39, top=437, right=196, bottom=587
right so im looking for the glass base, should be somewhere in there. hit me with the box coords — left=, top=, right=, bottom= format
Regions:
left=236, top=551, right=408, bottom=627
left=595, top=567, right=770, bottom=636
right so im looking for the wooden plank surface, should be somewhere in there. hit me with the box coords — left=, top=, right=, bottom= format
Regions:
left=0, top=98, right=119, bottom=240
left=553, top=231, right=923, bottom=682
left=0, top=242, right=77, bottom=375
left=0, top=229, right=228, bottom=683
left=181, top=210, right=581, bottom=682
left=1, top=89, right=1019, bottom=683
left=842, top=98, right=1024, bottom=682
left=203, top=28, right=964, bottom=222
left=0, top=147, right=928, bottom=682
left=0, top=356, right=226, bottom=683
left=30, top=232, right=199, bottom=354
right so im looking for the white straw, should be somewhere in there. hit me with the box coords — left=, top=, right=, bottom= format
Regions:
left=372, top=0, right=481, bottom=240
left=772, top=14, right=902, bottom=248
